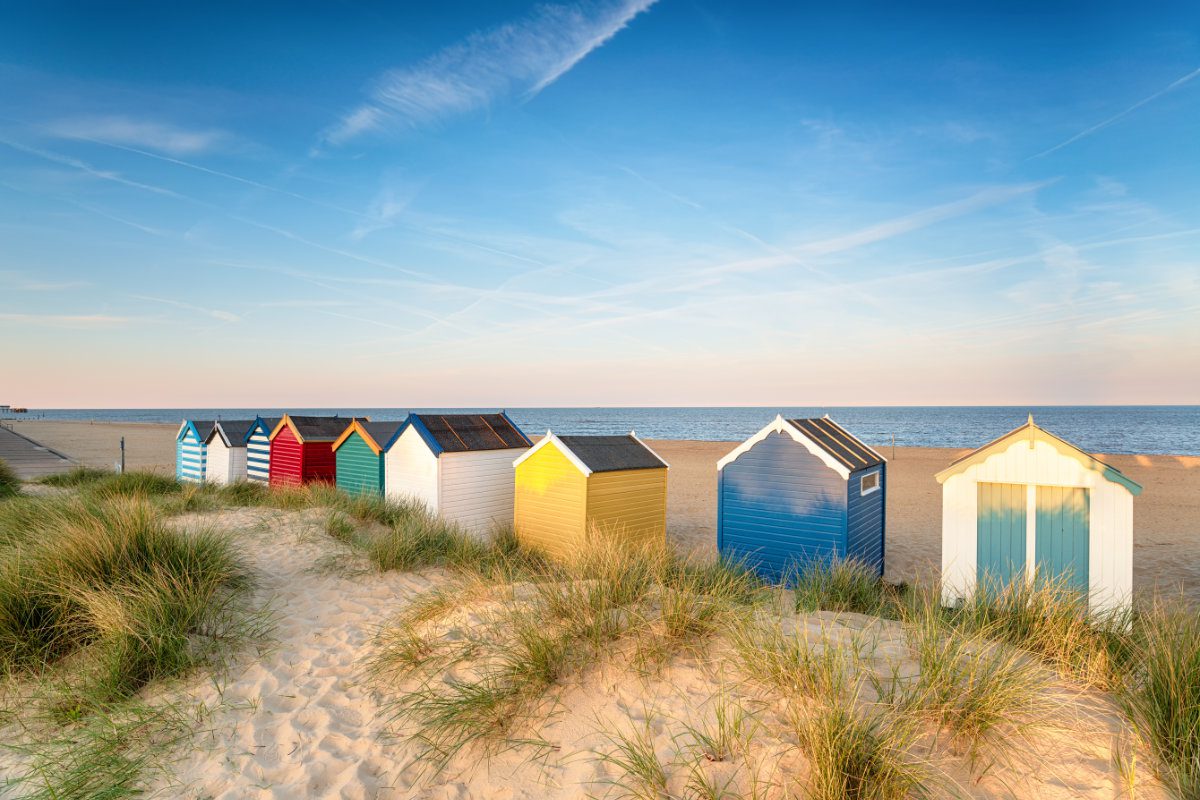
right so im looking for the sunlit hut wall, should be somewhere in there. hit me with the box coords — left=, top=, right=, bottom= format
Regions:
left=383, top=412, right=531, bottom=535
left=513, top=432, right=668, bottom=558
left=244, top=416, right=279, bottom=484
left=716, top=415, right=887, bottom=583
left=936, top=415, right=1143, bottom=613
left=203, top=419, right=257, bottom=486
left=175, top=419, right=214, bottom=483
left=268, top=414, right=356, bottom=488
left=331, top=419, right=404, bottom=497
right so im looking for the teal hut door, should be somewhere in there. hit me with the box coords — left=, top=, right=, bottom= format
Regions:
left=977, top=482, right=1027, bottom=592
left=1035, top=486, right=1090, bottom=595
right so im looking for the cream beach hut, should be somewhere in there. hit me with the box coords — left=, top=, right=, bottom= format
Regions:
left=383, top=412, right=532, bottom=535
left=203, top=420, right=258, bottom=486
left=935, top=415, right=1142, bottom=613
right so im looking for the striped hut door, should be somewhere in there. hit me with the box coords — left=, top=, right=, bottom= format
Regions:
left=1035, top=486, right=1090, bottom=597
left=976, top=482, right=1027, bottom=594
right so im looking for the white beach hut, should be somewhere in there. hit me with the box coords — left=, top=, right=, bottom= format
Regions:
left=383, top=413, right=531, bottom=535
left=936, top=415, right=1142, bottom=613
left=203, top=420, right=257, bottom=486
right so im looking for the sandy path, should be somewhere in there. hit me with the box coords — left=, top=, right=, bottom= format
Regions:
left=152, top=508, right=434, bottom=799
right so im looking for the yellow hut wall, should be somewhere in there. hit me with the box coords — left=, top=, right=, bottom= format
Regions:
left=585, top=468, right=668, bottom=548
left=514, top=442, right=587, bottom=556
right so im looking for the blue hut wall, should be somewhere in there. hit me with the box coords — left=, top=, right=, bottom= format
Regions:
left=717, top=431, right=848, bottom=582
left=176, top=424, right=206, bottom=483
left=846, top=465, right=886, bottom=576
left=245, top=420, right=271, bottom=483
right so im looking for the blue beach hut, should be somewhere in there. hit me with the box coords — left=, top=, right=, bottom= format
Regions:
left=716, top=415, right=887, bottom=582
left=244, top=416, right=280, bottom=484
left=175, top=419, right=215, bottom=483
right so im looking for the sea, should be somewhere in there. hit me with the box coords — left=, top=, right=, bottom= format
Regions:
left=9, top=407, right=1200, bottom=456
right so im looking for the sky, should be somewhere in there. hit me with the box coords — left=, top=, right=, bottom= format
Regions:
left=1, top=1, right=1198, bottom=408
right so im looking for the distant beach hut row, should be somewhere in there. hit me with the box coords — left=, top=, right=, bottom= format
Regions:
left=175, top=412, right=1141, bottom=609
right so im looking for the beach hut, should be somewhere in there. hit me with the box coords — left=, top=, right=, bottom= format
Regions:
left=512, top=432, right=668, bottom=557
left=716, top=415, right=887, bottom=582
left=175, top=419, right=214, bottom=483
left=244, top=417, right=279, bottom=484
left=936, top=415, right=1142, bottom=613
left=202, top=420, right=257, bottom=486
left=268, top=415, right=355, bottom=488
left=384, top=412, right=532, bottom=534
left=332, top=419, right=405, bottom=497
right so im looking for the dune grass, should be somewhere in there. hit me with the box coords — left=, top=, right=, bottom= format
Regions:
left=36, top=466, right=113, bottom=488
left=792, top=557, right=898, bottom=618
left=0, top=491, right=252, bottom=798
left=0, top=457, right=19, bottom=498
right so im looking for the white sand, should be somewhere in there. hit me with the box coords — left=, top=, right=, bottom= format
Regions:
left=136, top=507, right=1165, bottom=799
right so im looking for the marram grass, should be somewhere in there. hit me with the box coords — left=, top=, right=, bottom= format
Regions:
left=0, top=456, right=19, bottom=498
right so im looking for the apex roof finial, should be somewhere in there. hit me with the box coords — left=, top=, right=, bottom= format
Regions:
left=1027, top=412, right=1035, bottom=426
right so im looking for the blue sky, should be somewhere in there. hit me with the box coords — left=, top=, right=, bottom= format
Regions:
left=1, top=1, right=1197, bottom=407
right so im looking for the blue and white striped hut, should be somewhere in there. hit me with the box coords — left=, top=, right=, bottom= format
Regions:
left=175, top=419, right=215, bottom=483
left=244, top=416, right=280, bottom=484
left=716, top=415, right=887, bottom=582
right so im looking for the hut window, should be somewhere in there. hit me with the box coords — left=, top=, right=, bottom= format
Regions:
left=860, top=472, right=880, bottom=495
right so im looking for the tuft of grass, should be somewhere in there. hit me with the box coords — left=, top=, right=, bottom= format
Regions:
left=793, top=558, right=896, bottom=617
left=84, top=471, right=183, bottom=500
left=793, top=697, right=929, bottom=800
left=37, top=467, right=112, bottom=488
left=675, top=691, right=757, bottom=764
left=730, top=617, right=856, bottom=700
left=950, top=574, right=1132, bottom=688
left=0, top=457, right=19, bottom=498
left=1118, top=595, right=1200, bottom=798
left=885, top=585, right=1053, bottom=773
left=324, top=510, right=359, bottom=544
left=594, top=716, right=670, bottom=800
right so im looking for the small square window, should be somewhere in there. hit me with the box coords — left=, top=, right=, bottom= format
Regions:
left=860, top=472, right=880, bottom=495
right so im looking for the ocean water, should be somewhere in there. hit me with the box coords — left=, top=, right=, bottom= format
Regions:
left=9, top=406, right=1200, bottom=456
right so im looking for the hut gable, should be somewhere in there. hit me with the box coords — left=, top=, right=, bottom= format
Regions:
left=935, top=415, right=1142, bottom=495
left=244, top=417, right=279, bottom=484
left=718, top=415, right=884, bottom=479
left=270, top=414, right=357, bottom=444
left=333, top=420, right=405, bottom=455
left=204, top=420, right=257, bottom=449
left=176, top=419, right=215, bottom=483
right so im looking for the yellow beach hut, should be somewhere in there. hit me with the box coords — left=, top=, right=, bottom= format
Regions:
left=935, top=415, right=1142, bottom=613
left=513, top=432, right=668, bottom=557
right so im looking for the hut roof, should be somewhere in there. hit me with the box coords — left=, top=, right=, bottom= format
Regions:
left=785, top=417, right=885, bottom=471
left=934, top=415, right=1142, bottom=495
left=333, top=419, right=406, bottom=454
left=178, top=420, right=215, bottom=442
left=271, top=414, right=360, bottom=443
left=247, top=417, right=281, bottom=440
left=395, top=413, right=531, bottom=455
left=515, top=432, right=668, bottom=476
left=205, top=419, right=258, bottom=448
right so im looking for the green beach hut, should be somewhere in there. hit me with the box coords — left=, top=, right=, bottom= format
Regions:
left=331, top=419, right=405, bottom=497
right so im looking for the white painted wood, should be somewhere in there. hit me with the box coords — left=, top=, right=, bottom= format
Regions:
left=205, top=438, right=248, bottom=486
left=384, top=425, right=439, bottom=513
left=716, top=415, right=854, bottom=478
left=439, top=448, right=527, bottom=536
left=513, top=431, right=593, bottom=476
left=940, top=437, right=1135, bottom=612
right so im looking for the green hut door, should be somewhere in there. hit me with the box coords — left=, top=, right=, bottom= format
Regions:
left=976, top=482, right=1027, bottom=591
left=1035, top=486, right=1090, bottom=595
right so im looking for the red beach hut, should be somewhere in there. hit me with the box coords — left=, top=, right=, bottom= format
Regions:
left=268, top=415, right=361, bottom=487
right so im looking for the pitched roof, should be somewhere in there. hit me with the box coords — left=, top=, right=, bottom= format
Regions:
left=271, top=414, right=359, bottom=443
left=555, top=434, right=668, bottom=473
left=332, top=419, right=406, bottom=454
left=935, top=415, right=1143, bottom=495
left=786, top=417, right=885, bottom=471
left=401, top=413, right=531, bottom=454
left=205, top=419, right=257, bottom=448
left=250, top=417, right=281, bottom=437
left=178, top=420, right=215, bottom=442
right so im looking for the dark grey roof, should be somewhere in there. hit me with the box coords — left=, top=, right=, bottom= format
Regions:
left=786, top=417, right=884, bottom=471
left=256, top=417, right=281, bottom=433
left=288, top=415, right=357, bottom=441
left=187, top=420, right=215, bottom=439
left=413, top=413, right=531, bottom=453
left=557, top=434, right=667, bottom=473
left=359, top=420, right=404, bottom=449
left=206, top=419, right=257, bottom=448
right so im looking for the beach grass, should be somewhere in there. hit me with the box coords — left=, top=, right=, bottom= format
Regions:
left=36, top=466, right=113, bottom=488
left=793, top=557, right=898, bottom=618
left=0, top=457, right=19, bottom=498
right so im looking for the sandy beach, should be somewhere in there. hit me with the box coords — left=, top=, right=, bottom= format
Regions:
left=12, top=419, right=1200, bottom=599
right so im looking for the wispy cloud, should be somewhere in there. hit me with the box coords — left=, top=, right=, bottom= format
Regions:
left=130, top=294, right=239, bottom=323
left=46, top=115, right=231, bottom=155
left=322, top=0, right=657, bottom=144
left=0, top=271, right=90, bottom=291
left=0, top=312, right=133, bottom=328
left=1033, top=66, right=1200, bottom=159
